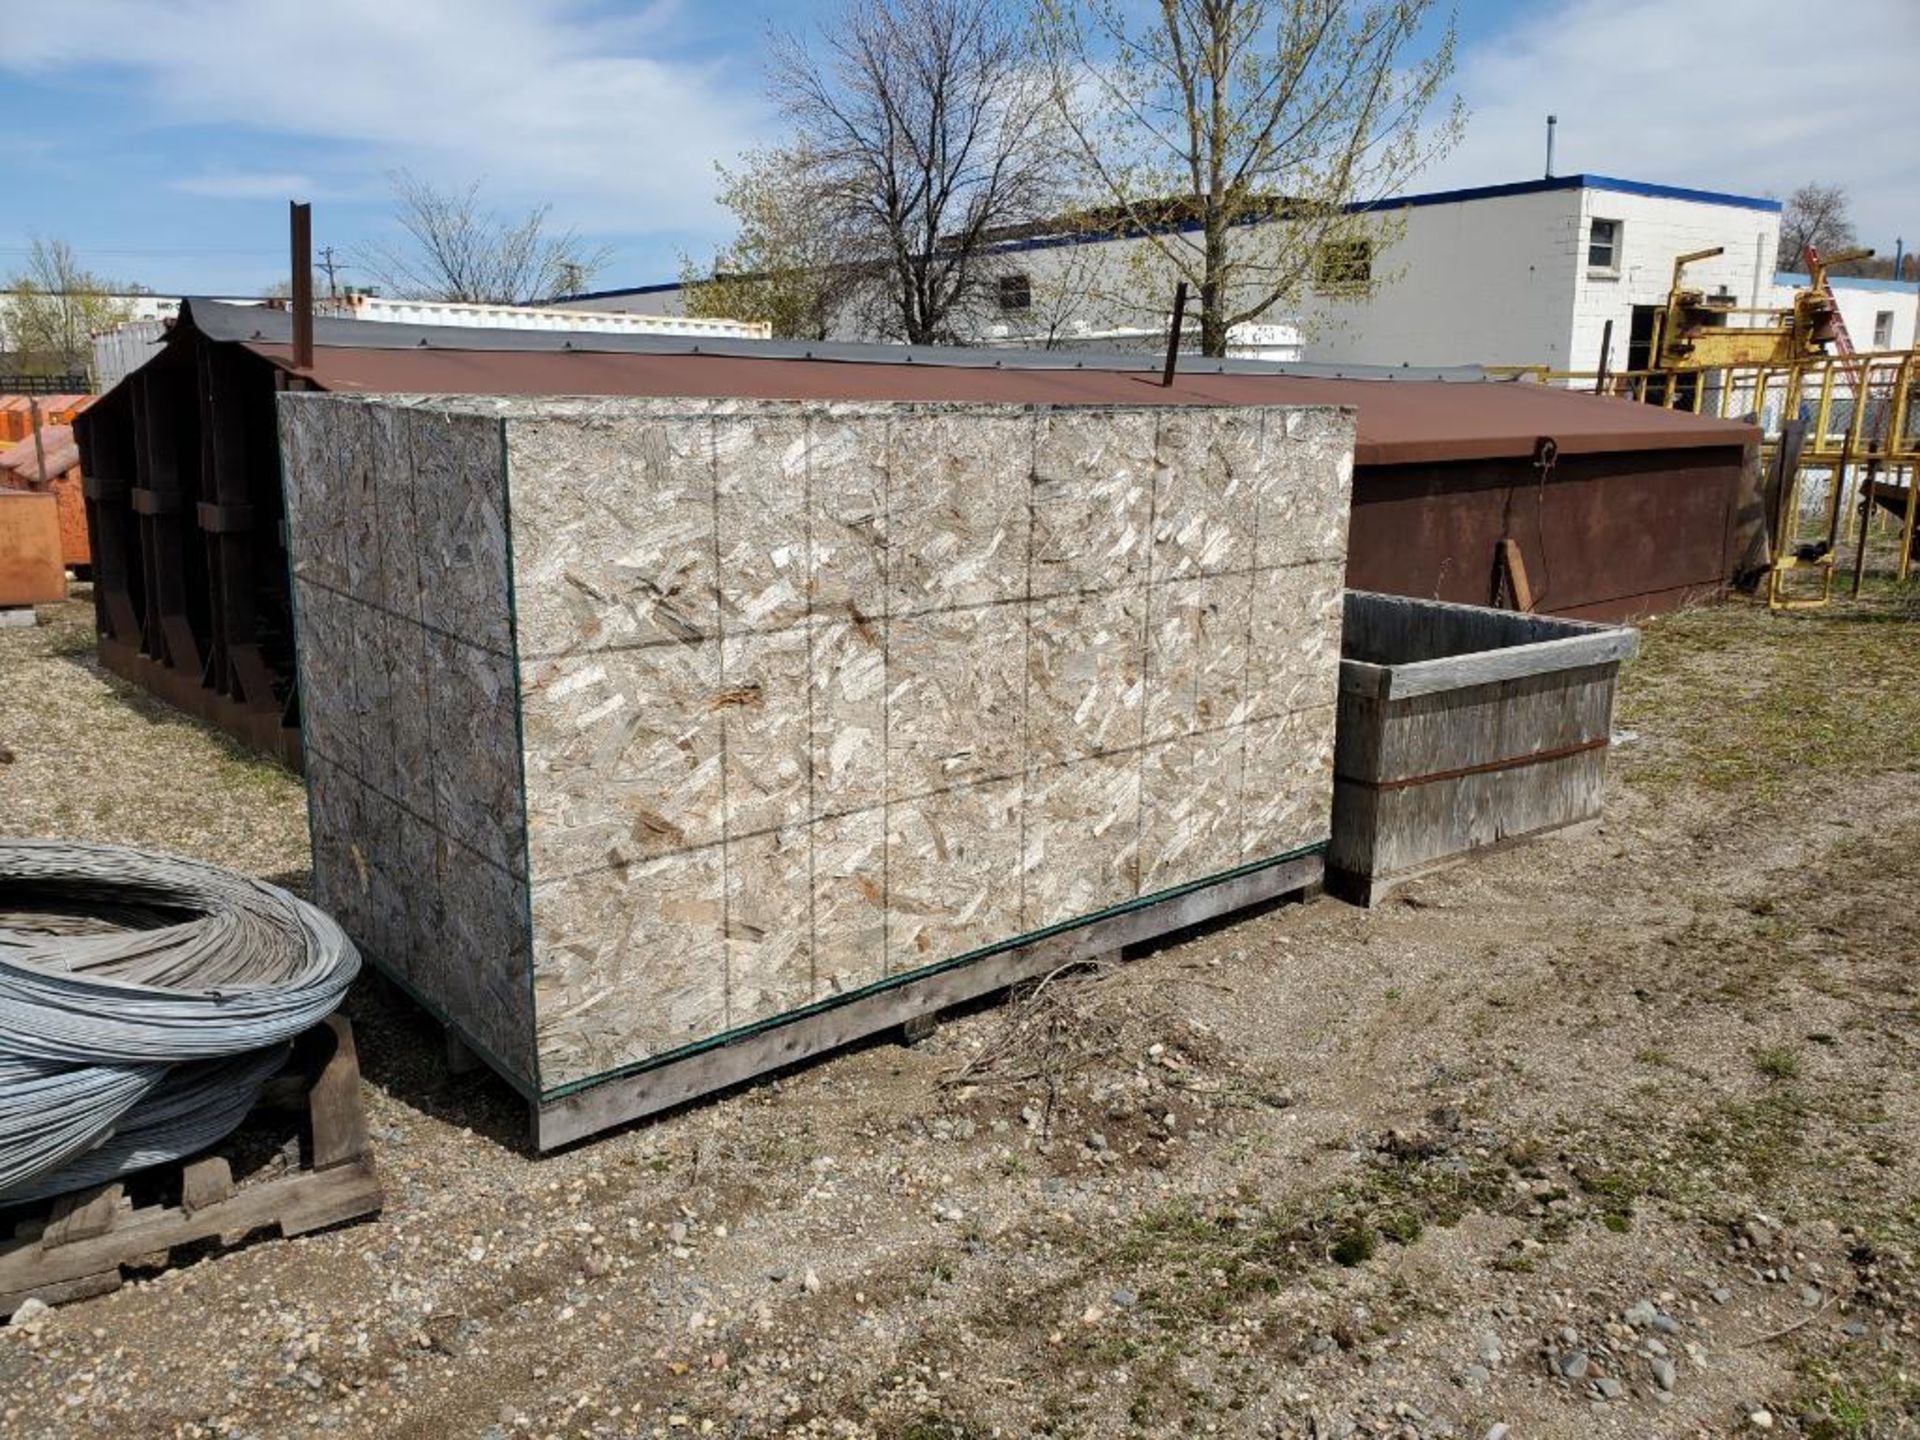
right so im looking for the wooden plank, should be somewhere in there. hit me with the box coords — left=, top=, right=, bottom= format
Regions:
left=308, top=1013, right=370, bottom=1171
left=0, top=1163, right=381, bottom=1303
left=1337, top=666, right=1620, bottom=784
left=1495, top=537, right=1535, bottom=612
left=533, top=851, right=1323, bottom=1150
left=1331, top=815, right=1602, bottom=907
left=277, top=1161, right=385, bottom=1237
left=41, top=1185, right=123, bottom=1248
left=1341, top=589, right=1591, bottom=665
left=179, top=1157, right=233, bottom=1214
left=1376, top=631, right=1636, bottom=701
left=0, top=1269, right=122, bottom=1317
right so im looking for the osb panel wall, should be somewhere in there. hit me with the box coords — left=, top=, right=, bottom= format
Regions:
left=493, top=399, right=1353, bottom=1091
left=280, top=397, right=537, bottom=1085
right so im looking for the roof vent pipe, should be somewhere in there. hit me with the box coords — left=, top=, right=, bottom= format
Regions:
left=1545, top=115, right=1557, bottom=179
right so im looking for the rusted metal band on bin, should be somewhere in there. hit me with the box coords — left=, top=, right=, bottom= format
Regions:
left=1344, top=735, right=1610, bottom=793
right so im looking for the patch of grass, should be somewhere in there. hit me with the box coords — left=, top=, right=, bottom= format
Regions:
left=1379, top=1211, right=1424, bottom=1245
left=1793, top=1358, right=1920, bottom=1439
left=1680, top=1090, right=1811, bottom=1192
left=1617, top=588, right=1920, bottom=803
left=1754, top=1045, right=1803, bottom=1081
left=1330, top=1226, right=1376, bottom=1267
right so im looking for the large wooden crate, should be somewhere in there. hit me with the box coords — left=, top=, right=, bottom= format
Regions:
left=280, top=396, right=1355, bottom=1145
left=0, top=490, right=65, bottom=607
left=1329, top=591, right=1638, bottom=905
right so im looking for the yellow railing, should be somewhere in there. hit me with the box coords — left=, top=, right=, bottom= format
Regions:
left=1486, top=349, right=1920, bottom=602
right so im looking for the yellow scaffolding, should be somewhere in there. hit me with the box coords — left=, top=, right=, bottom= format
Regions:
left=1488, top=253, right=1919, bottom=609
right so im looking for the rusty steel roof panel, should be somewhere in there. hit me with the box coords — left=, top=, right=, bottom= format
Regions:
left=242, top=340, right=1752, bottom=466
left=174, top=297, right=1756, bottom=467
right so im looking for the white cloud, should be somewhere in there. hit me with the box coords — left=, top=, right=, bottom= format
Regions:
left=174, top=171, right=318, bottom=200
left=1418, top=0, right=1920, bottom=251
left=0, top=0, right=771, bottom=235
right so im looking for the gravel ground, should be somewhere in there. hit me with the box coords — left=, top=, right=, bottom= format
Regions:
left=2, top=581, right=1918, bottom=1440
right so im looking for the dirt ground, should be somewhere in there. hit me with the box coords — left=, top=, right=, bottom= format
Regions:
left=2, top=579, right=1918, bottom=1440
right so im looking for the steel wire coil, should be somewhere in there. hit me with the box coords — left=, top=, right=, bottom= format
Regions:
left=0, top=841, right=360, bottom=1202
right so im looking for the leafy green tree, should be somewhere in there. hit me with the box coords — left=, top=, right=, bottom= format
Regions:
left=681, top=148, right=860, bottom=340
left=1038, top=0, right=1462, bottom=355
left=3, top=238, right=136, bottom=378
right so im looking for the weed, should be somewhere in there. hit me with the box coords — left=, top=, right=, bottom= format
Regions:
left=1792, top=1357, right=1920, bottom=1439
left=1379, top=1212, right=1424, bottom=1245
left=1330, top=1227, right=1375, bottom=1267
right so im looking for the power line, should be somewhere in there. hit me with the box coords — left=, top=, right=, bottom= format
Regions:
left=0, top=245, right=288, bottom=257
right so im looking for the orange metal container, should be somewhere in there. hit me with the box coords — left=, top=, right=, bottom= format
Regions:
left=0, top=422, right=90, bottom=567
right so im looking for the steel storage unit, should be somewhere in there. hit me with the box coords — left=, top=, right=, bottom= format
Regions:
left=77, top=300, right=1753, bottom=763
left=1329, top=591, right=1638, bottom=905
left=280, top=392, right=1354, bottom=1145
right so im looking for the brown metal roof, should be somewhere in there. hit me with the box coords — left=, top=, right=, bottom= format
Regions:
left=244, top=341, right=1752, bottom=467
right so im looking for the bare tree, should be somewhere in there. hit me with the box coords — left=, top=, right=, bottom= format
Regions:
left=766, top=0, right=1064, bottom=345
left=1, top=238, right=136, bottom=379
left=1777, top=182, right=1857, bottom=271
left=1039, top=0, right=1462, bottom=356
left=681, top=147, right=865, bottom=340
left=359, top=171, right=611, bottom=305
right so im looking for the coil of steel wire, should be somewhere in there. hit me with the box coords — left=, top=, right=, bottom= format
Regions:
left=0, top=840, right=360, bottom=1202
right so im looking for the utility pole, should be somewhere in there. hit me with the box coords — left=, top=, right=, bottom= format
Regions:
left=317, top=245, right=345, bottom=302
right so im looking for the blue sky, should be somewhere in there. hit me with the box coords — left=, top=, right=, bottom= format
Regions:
left=1, top=0, right=1914, bottom=297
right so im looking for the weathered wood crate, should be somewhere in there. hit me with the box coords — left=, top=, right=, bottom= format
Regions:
left=0, top=1015, right=382, bottom=1317
left=1329, top=591, right=1638, bottom=905
left=279, top=396, right=1355, bottom=1146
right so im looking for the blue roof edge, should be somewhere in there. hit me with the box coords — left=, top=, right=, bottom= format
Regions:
left=549, top=279, right=685, bottom=303
left=593, top=174, right=1784, bottom=293
left=1775, top=271, right=1920, bottom=295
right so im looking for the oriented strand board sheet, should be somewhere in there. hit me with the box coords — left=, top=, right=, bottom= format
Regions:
left=282, top=395, right=1354, bottom=1101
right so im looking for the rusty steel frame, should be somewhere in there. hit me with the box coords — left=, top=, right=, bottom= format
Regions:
left=74, top=331, right=303, bottom=768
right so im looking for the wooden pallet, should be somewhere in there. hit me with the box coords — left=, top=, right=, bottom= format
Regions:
left=532, top=850, right=1324, bottom=1149
left=0, top=1014, right=383, bottom=1317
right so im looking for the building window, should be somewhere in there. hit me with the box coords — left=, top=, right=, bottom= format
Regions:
left=1588, top=218, right=1621, bottom=273
left=1315, top=239, right=1372, bottom=293
left=998, top=273, right=1032, bottom=312
left=1873, top=310, right=1895, bottom=349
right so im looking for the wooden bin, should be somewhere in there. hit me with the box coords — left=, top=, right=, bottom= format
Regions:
left=1329, top=591, right=1637, bottom=905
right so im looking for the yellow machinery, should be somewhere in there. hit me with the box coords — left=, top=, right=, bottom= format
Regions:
left=1652, top=245, right=1869, bottom=373
left=1496, top=251, right=1918, bottom=609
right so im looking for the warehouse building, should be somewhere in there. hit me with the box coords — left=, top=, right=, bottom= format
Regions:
left=565, top=172, right=1918, bottom=371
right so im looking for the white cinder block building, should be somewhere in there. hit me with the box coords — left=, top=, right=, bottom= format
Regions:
left=565, top=173, right=1918, bottom=371
left=1307, top=175, right=1787, bottom=373
left=1766, top=272, right=1919, bottom=356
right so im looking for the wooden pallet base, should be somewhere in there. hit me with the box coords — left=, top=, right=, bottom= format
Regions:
left=532, top=850, right=1323, bottom=1150
left=0, top=1014, right=383, bottom=1318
